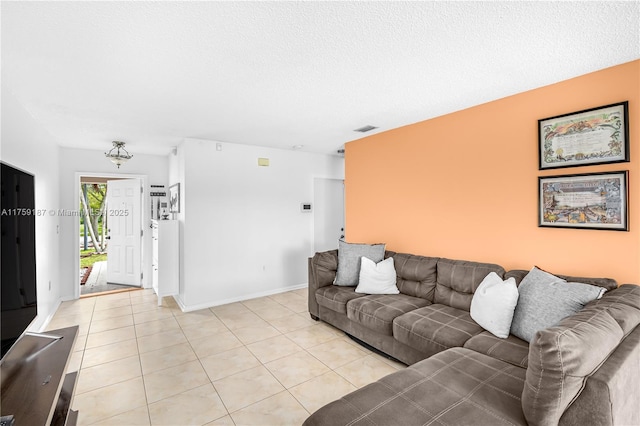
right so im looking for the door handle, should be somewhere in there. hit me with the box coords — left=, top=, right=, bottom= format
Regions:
left=106, top=236, right=111, bottom=240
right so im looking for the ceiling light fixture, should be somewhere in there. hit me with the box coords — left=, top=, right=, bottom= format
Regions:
left=105, top=141, right=133, bottom=168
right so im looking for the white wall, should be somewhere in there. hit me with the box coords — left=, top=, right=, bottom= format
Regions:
left=173, top=138, right=344, bottom=310
left=58, top=147, right=169, bottom=300
left=1, top=86, right=62, bottom=330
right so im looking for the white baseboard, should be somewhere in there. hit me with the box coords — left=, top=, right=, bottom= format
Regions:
left=178, top=283, right=308, bottom=313
left=34, top=298, right=63, bottom=332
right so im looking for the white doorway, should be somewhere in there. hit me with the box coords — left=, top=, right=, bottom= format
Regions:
left=75, top=173, right=147, bottom=298
left=313, top=178, right=345, bottom=253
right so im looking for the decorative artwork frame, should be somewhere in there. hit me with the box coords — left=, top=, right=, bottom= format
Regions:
left=539, top=171, right=628, bottom=231
left=539, top=101, right=629, bottom=170
left=169, top=183, right=180, bottom=213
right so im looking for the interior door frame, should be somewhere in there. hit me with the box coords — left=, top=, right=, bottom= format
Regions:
left=311, top=176, right=345, bottom=254
left=73, top=172, right=149, bottom=299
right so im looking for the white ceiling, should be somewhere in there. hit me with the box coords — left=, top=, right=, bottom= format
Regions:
left=2, top=1, right=639, bottom=156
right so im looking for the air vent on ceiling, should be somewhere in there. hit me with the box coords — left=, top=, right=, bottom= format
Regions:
left=354, top=125, right=378, bottom=133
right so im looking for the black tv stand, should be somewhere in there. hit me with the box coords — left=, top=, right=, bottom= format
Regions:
left=0, top=326, right=79, bottom=425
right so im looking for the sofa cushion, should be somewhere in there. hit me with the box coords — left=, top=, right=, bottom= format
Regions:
left=522, top=306, right=623, bottom=426
left=315, top=286, right=365, bottom=314
left=355, top=257, right=399, bottom=295
left=470, top=272, right=519, bottom=338
left=434, top=258, right=506, bottom=311
left=334, top=240, right=385, bottom=286
left=303, top=347, right=527, bottom=426
left=593, top=283, right=640, bottom=310
left=393, top=304, right=484, bottom=354
left=586, top=285, right=640, bottom=336
left=464, top=331, right=529, bottom=368
left=511, top=267, right=607, bottom=342
left=346, top=294, right=430, bottom=335
left=392, top=253, right=438, bottom=300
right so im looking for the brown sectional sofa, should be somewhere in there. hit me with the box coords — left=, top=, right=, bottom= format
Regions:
left=305, top=249, right=640, bottom=426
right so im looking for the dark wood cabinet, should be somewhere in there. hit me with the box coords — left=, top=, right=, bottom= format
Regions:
left=1, top=326, right=79, bottom=425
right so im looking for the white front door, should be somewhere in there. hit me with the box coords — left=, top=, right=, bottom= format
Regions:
left=106, top=179, right=142, bottom=286
left=313, top=178, right=345, bottom=253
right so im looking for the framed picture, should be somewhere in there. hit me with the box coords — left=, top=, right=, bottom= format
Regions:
left=169, top=183, right=180, bottom=213
left=539, top=171, right=628, bottom=231
left=539, top=101, right=629, bottom=169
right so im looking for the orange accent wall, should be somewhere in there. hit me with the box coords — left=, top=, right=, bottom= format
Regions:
left=345, top=60, right=639, bottom=285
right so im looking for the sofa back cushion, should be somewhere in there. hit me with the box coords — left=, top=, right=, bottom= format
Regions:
left=434, top=258, right=506, bottom=311
left=523, top=306, right=623, bottom=426
left=587, top=285, right=640, bottom=336
left=391, top=253, right=438, bottom=300
left=505, top=269, right=618, bottom=291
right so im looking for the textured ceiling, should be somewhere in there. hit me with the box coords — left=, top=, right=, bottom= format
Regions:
left=2, top=1, right=639, bottom=156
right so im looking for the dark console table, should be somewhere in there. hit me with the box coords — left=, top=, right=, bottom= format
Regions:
left=1, top=326, right=79, bottom=425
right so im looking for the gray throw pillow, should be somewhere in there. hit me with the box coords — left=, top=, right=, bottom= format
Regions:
left=334, top=240, right=385, bottom=286
left=510, top=266, right=607, bottom=342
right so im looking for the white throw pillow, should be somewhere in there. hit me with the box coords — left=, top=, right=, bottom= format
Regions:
left=470, top=272, right=519, bottom=339
left=355, top=257, right=399, bottom=295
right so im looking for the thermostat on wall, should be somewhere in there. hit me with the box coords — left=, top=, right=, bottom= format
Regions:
left=301, top=203, right=312, bottom=213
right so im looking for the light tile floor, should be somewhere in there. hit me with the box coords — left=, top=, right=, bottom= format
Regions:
left=47, top=288, right=405, bottom=425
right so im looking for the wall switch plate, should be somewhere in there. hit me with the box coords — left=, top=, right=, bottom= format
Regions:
left=258, top=158, right=270, bottom=167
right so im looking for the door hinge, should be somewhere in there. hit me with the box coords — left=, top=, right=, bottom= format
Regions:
left=141, top=230, right=143, bottom=237
left=141, top=272, right=143, bottom=279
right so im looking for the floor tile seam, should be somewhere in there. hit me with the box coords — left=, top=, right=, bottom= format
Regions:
left=246, top=332, right=304, bottom=355
left=177, top=310, right=235, bottom=335
left=82, top=399, right=150, bottom=426
left=251, top=300, right=298, bottom=314
left=75, top=368, right=144, bottom=396
left=87, top=319, right=136, bottom=335
left=249, top=345, right=306, bottom=366
left=78, top=348, right=140, bottom=372
left=181, top=318, right=247, bottom=412
left=225, top=323, right=284, bottom=345
left=205, top=370, right=235, bottom=418
left=270, top=322, right=315, bottom=335
left=285, top=385, right=317, bottom=415
left=254, top=312, right=298, bottom=323
left=84, top=334, right=138, bottom=351
left=331, top=368, right=363, bottom=389
left=131, top=315, right=153, bottom=426
left=93, top=300, right=134, bottom=311
left=227, top=389, right=310, bottom=422
left=132, top=316, right=179, bottom=327
left=263, top=354, right=332, bottom=391
left=78, top=352, right=142, bottom=373
left=174, top=312, right=236, bottom=363
left=90, top=310, right=135, bottom=323
left=303, top=343, right=352, bottom=371
left=52, top=310, right=96, bottom=320
left=289, top=332, right=342, bottom=351
left=137, top=335, right=192, bottom=355
left=138, top=341, right=198, bottom=366
left=179, top=320, right=233, bottom=336
left=221, top=380, right=288, bottom=415
left=221, top=318, right=273, bottom=333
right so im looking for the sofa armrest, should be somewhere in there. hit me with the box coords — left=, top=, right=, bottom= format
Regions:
left=308, top=250, right=338, bottom=318
left=559, top=323, right=640, bottom=426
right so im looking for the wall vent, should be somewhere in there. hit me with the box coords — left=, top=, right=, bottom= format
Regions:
left=354, top=125, right=378, bottom=133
